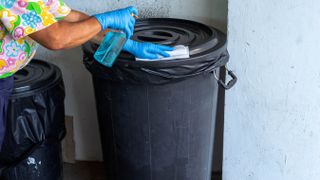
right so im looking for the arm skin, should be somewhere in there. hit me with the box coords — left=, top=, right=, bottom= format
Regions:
left=61, top=9, right=91, bottom=22
left=29, top=10, right=109, bottom=50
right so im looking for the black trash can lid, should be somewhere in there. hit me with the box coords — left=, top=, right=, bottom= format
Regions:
left=11, top=60, right=62, bottom=97
left=86, top=18, right=227, bottom=67
left=83, top=18, right=229, bottom=84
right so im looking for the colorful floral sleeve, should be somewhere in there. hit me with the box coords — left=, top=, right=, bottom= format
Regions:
left=0, top=0, right=71, bottom=40
left=45, top=0, right=71, bottom=20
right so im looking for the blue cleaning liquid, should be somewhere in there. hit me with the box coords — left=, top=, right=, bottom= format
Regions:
left=94, top=32, right=127, bottom=68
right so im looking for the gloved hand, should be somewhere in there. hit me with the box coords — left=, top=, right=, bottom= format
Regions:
left=94, top=6, right=138, bottom=38
left=123, top=39, right=174, bottom=59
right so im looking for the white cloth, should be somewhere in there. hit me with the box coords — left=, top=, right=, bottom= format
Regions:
left=136, top=45, right=190, bottom=61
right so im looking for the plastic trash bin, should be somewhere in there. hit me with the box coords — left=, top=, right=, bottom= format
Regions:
left=0, top=60, right=66, bottom=180
left=83, top=18, right=236, bottom=180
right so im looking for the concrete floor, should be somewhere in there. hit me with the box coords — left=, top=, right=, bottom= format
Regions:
left=64, top=162, right=222, bottom=180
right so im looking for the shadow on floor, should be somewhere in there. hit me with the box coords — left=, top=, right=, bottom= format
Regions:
left=64, top=162, right=104, bottom=180
left=64, top=162, right=222, bottom=180
left=212, top=172, right=222, bottom=180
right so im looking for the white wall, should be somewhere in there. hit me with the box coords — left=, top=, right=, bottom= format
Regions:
left=225, top=0, right=320, bottom=179
left=35, top=0, right=227, bottom=161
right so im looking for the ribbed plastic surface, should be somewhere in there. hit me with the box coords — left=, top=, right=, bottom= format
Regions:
left=12, top=60, right=62, bottom=98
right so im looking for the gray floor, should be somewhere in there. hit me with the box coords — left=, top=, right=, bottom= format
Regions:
left=64, top=162, right=222, bottom=180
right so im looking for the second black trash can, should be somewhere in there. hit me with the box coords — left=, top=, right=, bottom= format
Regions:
left=0, top=60, right=66, bottom=180
left=83, top=18, right=236, bottom=180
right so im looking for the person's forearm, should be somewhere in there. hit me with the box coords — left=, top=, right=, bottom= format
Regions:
left=30, top=17, right=102, bottom=50
left=64, top=10, right=110, bottom=43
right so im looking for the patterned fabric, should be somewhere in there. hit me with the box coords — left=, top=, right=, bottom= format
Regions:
left=0, top=0, right=71, bottom=78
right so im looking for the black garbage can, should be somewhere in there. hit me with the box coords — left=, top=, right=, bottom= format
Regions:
left=0, top=60, right=66, bottom=180
left=83, top=18, right=236, bottom=180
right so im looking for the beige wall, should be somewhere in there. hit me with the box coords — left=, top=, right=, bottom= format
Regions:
left=225, top=0, right=320, bottom=179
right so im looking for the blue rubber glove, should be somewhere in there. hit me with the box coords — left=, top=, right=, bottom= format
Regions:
left=123, top=39, right=174, bottom=59
left=94, top=6, right=138, bottom=38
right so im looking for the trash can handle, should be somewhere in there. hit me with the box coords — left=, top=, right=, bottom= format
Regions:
left=214, top=66, right=237, bottom=90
